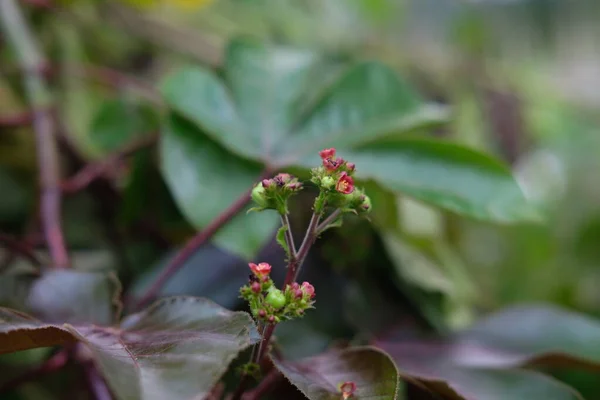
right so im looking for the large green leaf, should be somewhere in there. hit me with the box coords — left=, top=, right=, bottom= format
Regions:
left=160, top=39, right=535, bottom=225
left=160, top=116, right=279, bottom=258
left=335, top=138, right=539, bottom=223
left=89, top=98, right=158, bottom=154
left=273, top=346, right=400, bottom=400
left=0, top=297, right=259, bottom=400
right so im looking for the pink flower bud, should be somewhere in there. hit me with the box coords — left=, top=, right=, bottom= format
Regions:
left=249, top=262, right=272, bottom=278
left=294, top=289, right=304, bottom=299
left=262, top=179, right=273, bottom=188
left=268, top=316, right=275, bottom=323
left=346, top=162, right=355, bottom=172
left=291, top=282, right=300, bottom=290
left=301, top=282, right=315, bottom=298
left=258, top=309, right=267, bottom=318
left=335, top=172, right=354, bottom=194
left=251, top=282, right=261, bottom=293
left=319, top=148, right=336, bottom=160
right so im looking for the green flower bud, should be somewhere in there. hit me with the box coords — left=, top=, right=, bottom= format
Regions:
left=360, top=195, right=372, bottom=213
left=265, top=288, right=286, bottom=309
left=321, top=176, right=335, bottom=189
left=251, top=183, right=268, bottom=207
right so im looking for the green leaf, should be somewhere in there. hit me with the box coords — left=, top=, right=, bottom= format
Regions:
left=89, top=98, right=158, bottom=154
left=161, top=116, right=279, bottom=259
left=273, top=346, right=400, bottom=400
left=338, top=138, right=540, bottom=223
left=225, top=38, right=318, bottom=158
left=276, top=224, right=290, bottom=257
left=280, top=63, right=445, bottom=163
left=160, top=66, right=252, bottom=158
left=381, top=232, right=453, bottom=295
left=160, top=39, right=537, bottom=224
left=0, top=297, right=259, bottom=400
left=161, top=41, right=441, bottom=167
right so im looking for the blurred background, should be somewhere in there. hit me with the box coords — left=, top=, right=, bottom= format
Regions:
left=2, top=0, right=600, bottom=398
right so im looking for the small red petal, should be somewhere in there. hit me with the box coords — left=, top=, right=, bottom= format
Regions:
left=319, top=148, right=336, bottom=159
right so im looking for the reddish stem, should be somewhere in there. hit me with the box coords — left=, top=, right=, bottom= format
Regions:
left=135, top=174, right=269, bottom=310
left=61, top=134, right=157, bottom=194
left=0, top=350, right=68, bottom=394
left=34, top=108, right=70, bottom=268
left=241, top=369, right=283, bottom=400
left=0, top=232, right=42, bottom=268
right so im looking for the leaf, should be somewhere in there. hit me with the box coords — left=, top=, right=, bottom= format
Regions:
left=27, top=270, right=121, bottom=326
left=280, top=63, right=445, bottom=163
left=161, top=116, right=279, bottom=258
left=273, top=346, right=400, bottom=400
left=0, top=308, right=76, bottom=354
left=160, top=39, right=538, bottom=224
left=225, top=38, right=319, bottom=159
left=160, top=66, right=252, bottom=158
left=378, top=342, right=583, bottom=400
left=276, top=224, right=290, bottom=256
left=457, top=305, right=600, bottom=369
left=89, top=98, right=158, bottom=154
left=375, top=305, right=600, bottom=399
left=337, top=138, right=540, bottom=223
left=381, top=232, right=453, bottom=295
left=80, top=297, right=259, bottom=400
left=0, top=297, right=259, bottom=400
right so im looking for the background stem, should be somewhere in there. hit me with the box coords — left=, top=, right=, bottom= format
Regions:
left=0, top=0, right=70, bottom=269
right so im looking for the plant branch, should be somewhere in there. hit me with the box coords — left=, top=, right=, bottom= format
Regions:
left=0, top=0, right=69, bottom=268
left=135, top=177, right=267, bottom=310
left=0, top=232, right=42, bottom=269
left=61, top=134, right=158, bottom=194
left=241, top=369, right=283, bottom=400
left=316, top=209, right=342, bottom=234
left=280, top=214, right=297, bottom=257
left=82, top=361, right=112, bottom=400
left=0, top=350, right=68, bottom=394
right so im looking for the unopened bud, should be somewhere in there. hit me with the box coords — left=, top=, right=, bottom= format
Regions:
left=321, top=176, right=335, bottom=189
left=268, top=316, right=275, bottom=323
left=258, top=309, right=267, bottom=318
left=294, top=289, right=304, bottom=299
left=346, top=162, right=355, bottom=172
left=251, top=282, right=261, bottom=293
left=251, top=184, right=268, bottom=207
left=266, top=288, right=286, bottom=309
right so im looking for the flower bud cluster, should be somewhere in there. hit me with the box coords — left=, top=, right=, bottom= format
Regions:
left=250, top=173, right=303, bottom=215
left=240, top=262, right=316, bottom=324
left=311, top=148, right=371, bottom=214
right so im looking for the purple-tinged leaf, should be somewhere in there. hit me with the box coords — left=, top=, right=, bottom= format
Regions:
left=0, top=297, right=259, bottom=400
left=273, top=346, right=400, bottom=400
